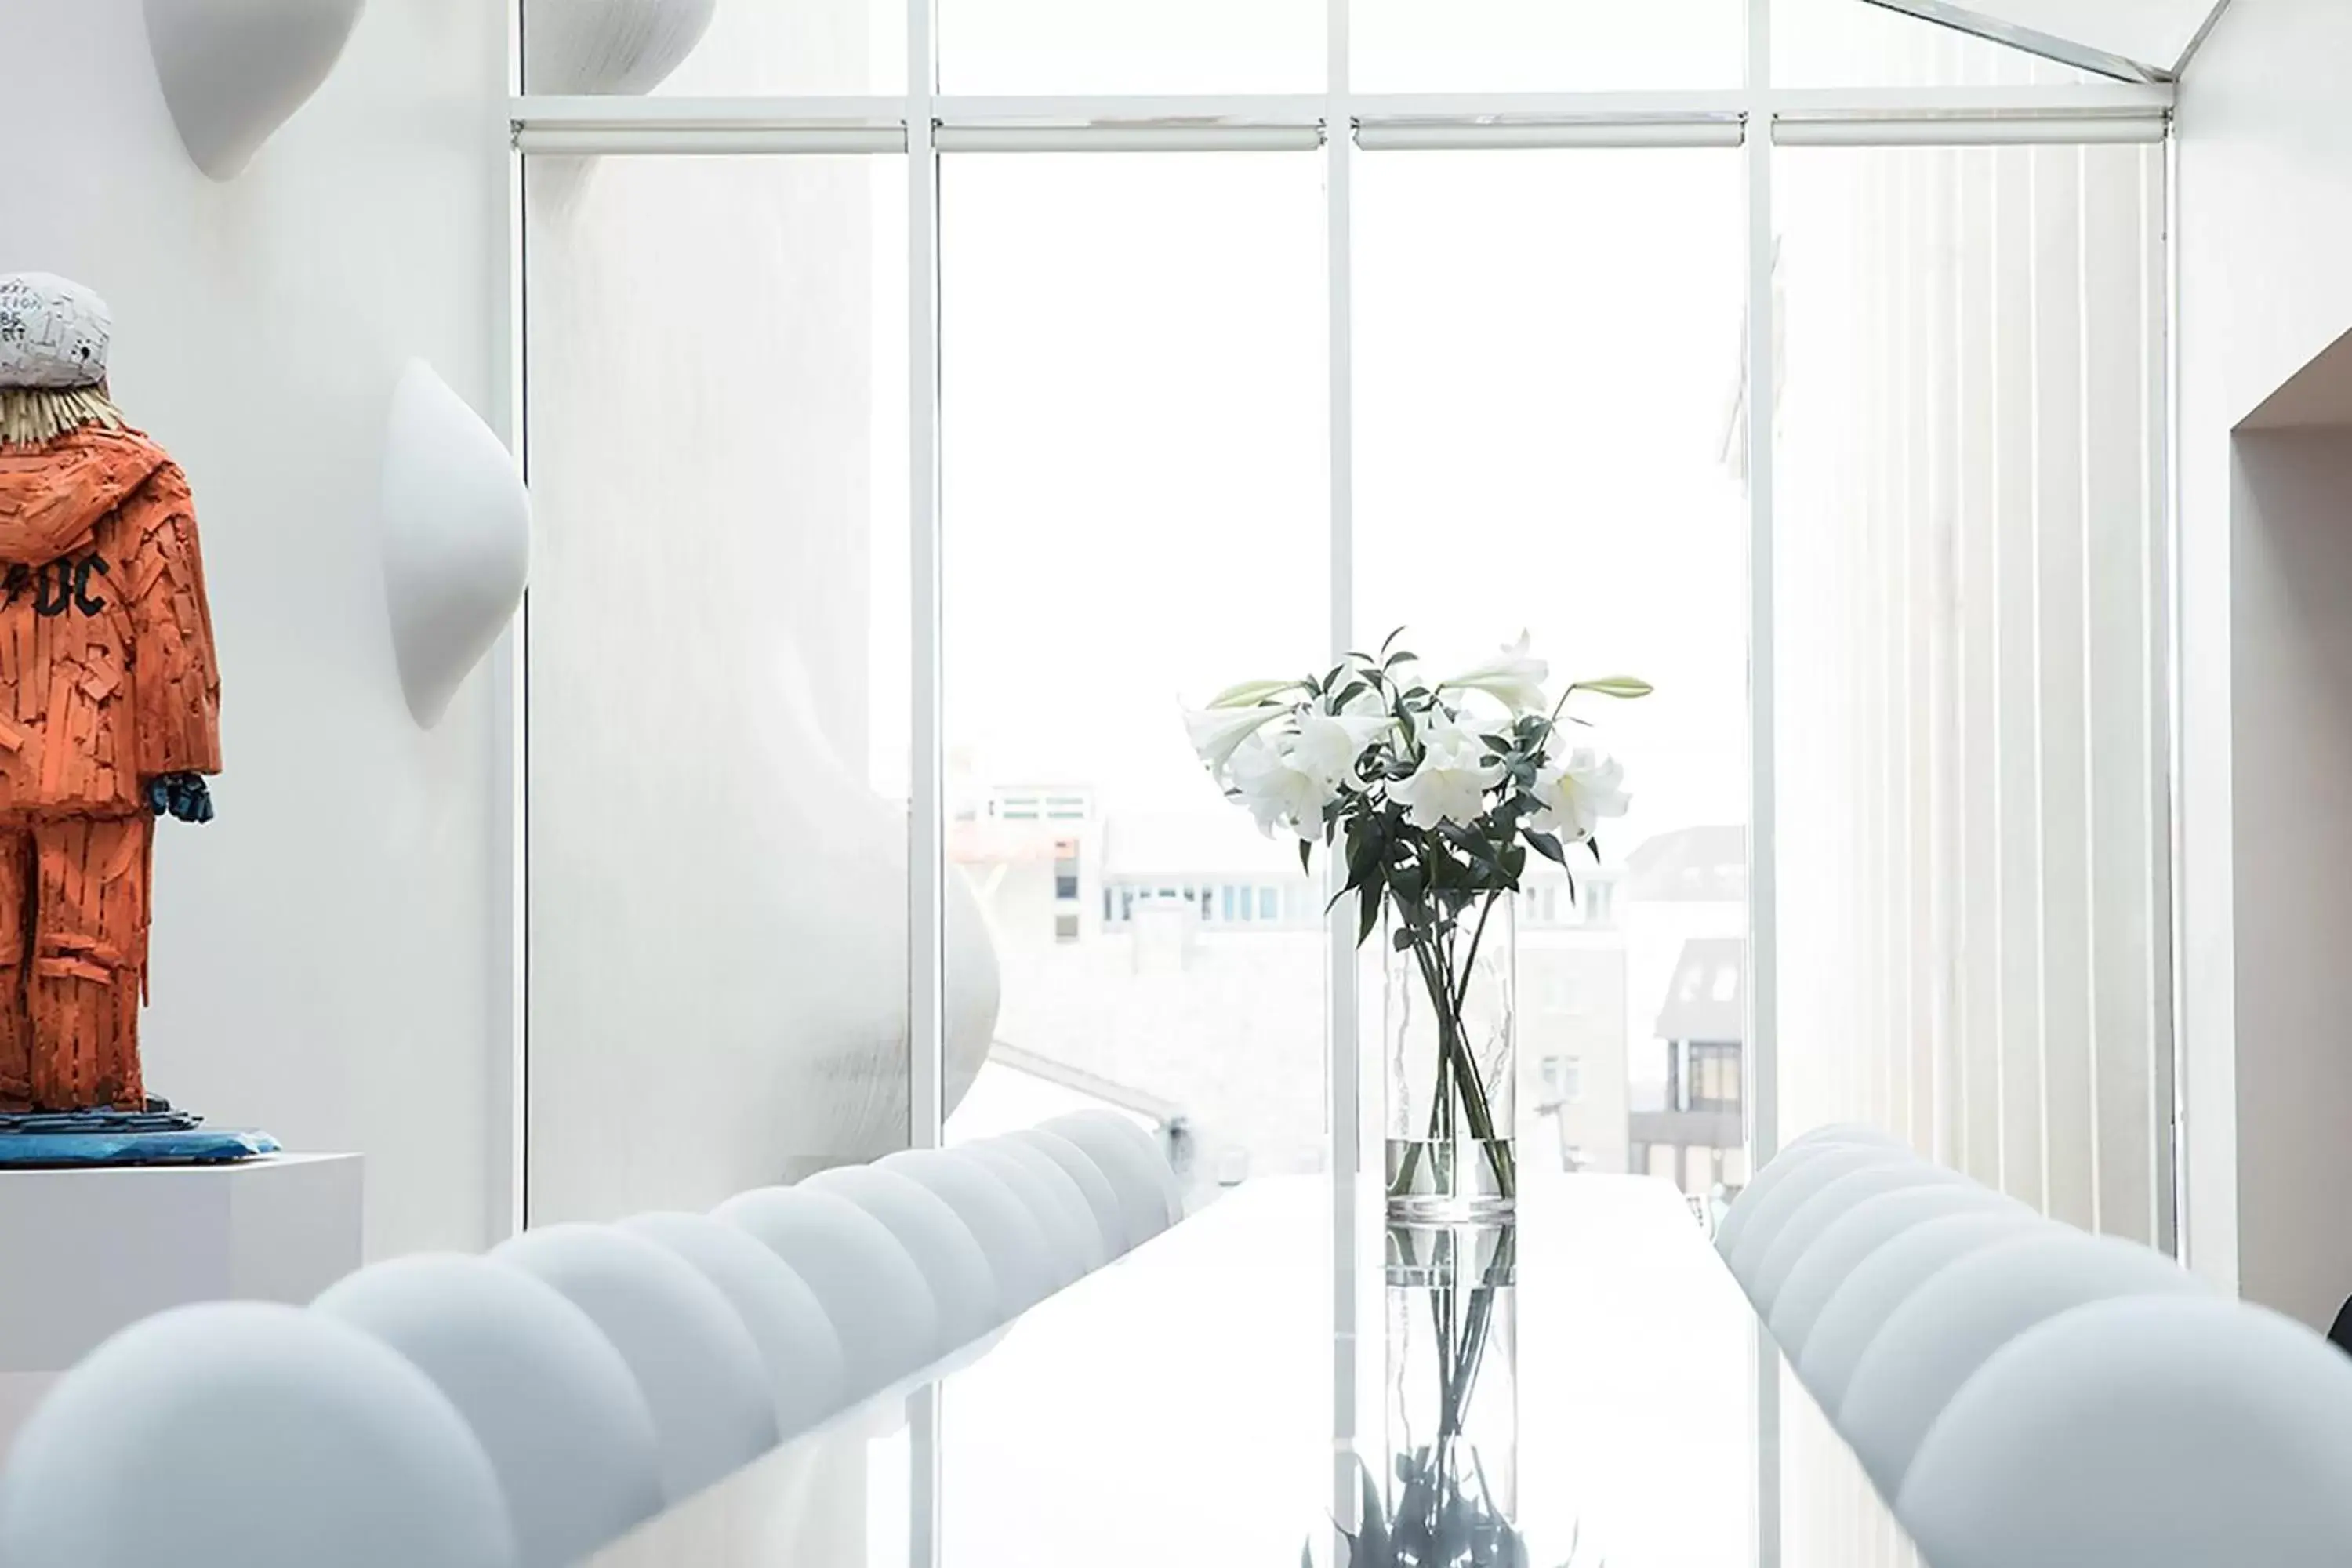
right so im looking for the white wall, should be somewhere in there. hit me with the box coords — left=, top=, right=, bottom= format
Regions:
left=4, top=2, right=511, bottom=1257
left=2176, top=0, right=2352, bottom=1302
left=2227, top=432, right=2352, bottom=1330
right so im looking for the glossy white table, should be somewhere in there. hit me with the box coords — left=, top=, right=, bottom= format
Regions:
left=593, top=1175, right=1923, bottom=1566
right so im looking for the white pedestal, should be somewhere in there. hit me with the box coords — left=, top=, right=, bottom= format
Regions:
left=0, top=1152, right=363, bottom=1458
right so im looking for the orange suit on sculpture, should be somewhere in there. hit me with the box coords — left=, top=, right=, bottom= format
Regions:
left=0, top=424, right=220, bottom=1111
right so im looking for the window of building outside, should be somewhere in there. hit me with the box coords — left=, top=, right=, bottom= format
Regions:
left=1687, top=1044, right=1743, bottom=1115
left=517, top=0, right=2170, bottom=1245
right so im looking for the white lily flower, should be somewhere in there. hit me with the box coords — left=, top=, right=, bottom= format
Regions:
left=1389, top=723, right=1505, bottom=831
left=1291, top=711, right=1391, bottom=789
left=1228, top=734, right=1334, bottom=839
left=1184, top=703, right=1290, bottom=779
left=1530, top=746, right=1630, bottom=843
left=1438, top=632, right=1551, bottom=715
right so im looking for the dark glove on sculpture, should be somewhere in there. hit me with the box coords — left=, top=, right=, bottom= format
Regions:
left=147, top=772, right=215, bottom=824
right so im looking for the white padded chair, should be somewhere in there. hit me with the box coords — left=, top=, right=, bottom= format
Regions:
left=1051, top=1110, right=1184, bottom=1222
left=1726, top=1143, right=1920, bottom=1290
left=1747, top=1160, right=1976, bottom=1317
left=1796, top=1207, right=2049, bottom=1415
left=978, top=1133, right=1115, bottom=1279
left=798, top=1163, right=1004, bottom=1345
left=618, top=1212, right=854, bottom=1439
left=1841, top=1229, right=2213, bottom=1499
left=1014, top=1127, right=1131, bottom=1257
left=1769, top=1184, right=2025, bottom=1359
left=1901, top=1296, right=2352, bottom=1568
left=491, top=1225, right=777, bottom=1501
left=877, top=1149, right=1062, bottom=1311
left=714, top=1185, right=946, bottom=1399
left=965, top=1140, right=1106, bottom=1278
left=0, top=1301, right=518, bottom=1568
left=1714, top=1123, right=1907, bottom=1258
left=1787, top=1120, right=1911, bottom=1156
left=312, top=1254, right=663, bottom=1568
left=1040, top=1113, right=1176, bottom=1246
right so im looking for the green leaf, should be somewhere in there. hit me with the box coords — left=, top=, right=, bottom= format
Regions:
left=1392, top=925, right=1417, bottom=952
left=1356, top=883, right=1381, bottom=947
left=1298, top=838, right=1315, bottom=876
left=1523, top=829, right=1568, bottom=867
left=1571, top=675, right=1654, bottom=700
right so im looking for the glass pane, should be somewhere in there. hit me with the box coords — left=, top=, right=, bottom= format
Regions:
left=1773, top=143, right=2166, bottom=1240
left=940, top=0, right=1322, bottom=93
left=523, top=154, right=915, bottom=1221
left=1355, top=149, right=1751, bottom=1208
left=520, top=0, right=903, bottom=95
left=939, top=153, right=1328, bottom=1203
left=1353, top=0, right=1744, bottom=92
left=1773, top=0, right=2094, bottom=85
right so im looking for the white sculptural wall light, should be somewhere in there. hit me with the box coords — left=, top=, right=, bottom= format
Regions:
left=379, top=361, right=532, bottom=729
left=143, top=0, right=368, bottom=180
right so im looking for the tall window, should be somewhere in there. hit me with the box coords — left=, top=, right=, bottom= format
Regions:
left=1356, top=147, right=1749, bottom=1193
left=523, top=152, right=911, bottom=1222
left=515, top=0, right=2173, bottom=1254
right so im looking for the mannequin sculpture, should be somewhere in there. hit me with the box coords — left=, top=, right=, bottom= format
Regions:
left=0, top=274, right=219, bottom=1115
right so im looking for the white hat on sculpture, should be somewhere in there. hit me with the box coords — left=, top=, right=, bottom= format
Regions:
left=0, top=274, right=111, bottom=390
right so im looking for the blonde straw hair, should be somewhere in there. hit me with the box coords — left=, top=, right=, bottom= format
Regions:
left=0, top=383, right=125, bottom=447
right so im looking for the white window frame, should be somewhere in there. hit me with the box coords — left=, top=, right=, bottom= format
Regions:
left=501, top=0, right=2177, bottom=1231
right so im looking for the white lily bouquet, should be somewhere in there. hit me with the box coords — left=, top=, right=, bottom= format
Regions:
left=1184, top=631, right=1648, bottom=1218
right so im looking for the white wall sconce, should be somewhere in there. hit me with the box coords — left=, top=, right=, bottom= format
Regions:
left=379, top=361, right=532, bottom=731
left=143, top=0, right=367, bottom=180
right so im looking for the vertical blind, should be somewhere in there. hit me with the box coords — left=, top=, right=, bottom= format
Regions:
left=1771, top=48, right=2171, bottom=1246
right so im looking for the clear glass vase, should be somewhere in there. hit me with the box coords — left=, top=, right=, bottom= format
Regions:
left=1384, top=892, right=1516, bottom=1223
left=1381, top=1223, right=1519, bottom=1559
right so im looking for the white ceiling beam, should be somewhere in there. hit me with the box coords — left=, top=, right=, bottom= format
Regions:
left=1860, top=0, right=2232, bottom=82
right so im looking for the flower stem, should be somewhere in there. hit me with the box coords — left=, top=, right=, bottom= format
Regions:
left=1388, top=896, right=1515, bottom=1205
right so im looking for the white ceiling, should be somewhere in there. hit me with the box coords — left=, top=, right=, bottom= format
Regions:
left=1862, top=0, right=2234, bottom=80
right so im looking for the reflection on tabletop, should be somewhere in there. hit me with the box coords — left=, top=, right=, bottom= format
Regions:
left=594, top=1175, right=1915, bottom=1567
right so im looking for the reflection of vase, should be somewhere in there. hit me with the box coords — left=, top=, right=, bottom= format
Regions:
left=1384, top=895, right=1517, bottom=1223
left=1383, top=1223, right=1519, bottom=1559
